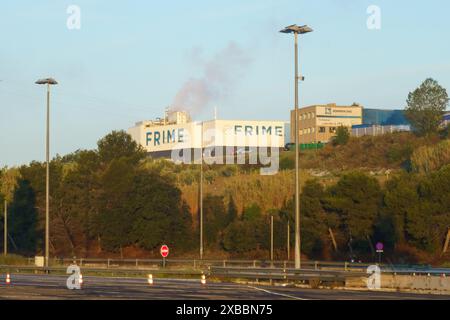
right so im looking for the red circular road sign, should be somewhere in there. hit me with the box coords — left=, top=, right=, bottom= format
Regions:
left=160, top=245, right=169, bottom=258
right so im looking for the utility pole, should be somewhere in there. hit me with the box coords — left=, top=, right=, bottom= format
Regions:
left=280, top=24, right=313, bottom=269
left=270, top=215, right=274, bottom=266
left=287, top=220, right=290, bottom=260
left=3, top=200, right=7, bottom=256
left=329, top=227, right=338, bottom=252
left=442, top=227, right=450, bottom=257
left=199, top=122, right=204, bottom=260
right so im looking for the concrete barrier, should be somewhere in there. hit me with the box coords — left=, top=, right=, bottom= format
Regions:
left=345, top=274, right=450, bottom=293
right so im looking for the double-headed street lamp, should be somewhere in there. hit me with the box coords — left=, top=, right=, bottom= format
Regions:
left=35, top=77, right=58, bottom=268
left=280, top=24, right=313, bottom=269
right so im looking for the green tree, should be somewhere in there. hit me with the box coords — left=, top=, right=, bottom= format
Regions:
left=281, top=180, right=339, bottom=258
left=405, top=78, right=449, bottom=136
left=225, top=195, right=238, bottom=226
left=324, top=172, right=382, bottom=254
left=8, top=179, right=38, bottom=255
left=17, top=162, right=47, bottom=253
left=130, top=170, right=191, bottom=251
left=97, top=130, right=146, bottom=164
left=405, top=165, right=450, bottom=252
left=222, top=221, right=258, bottom=253
left=168, top=201, right=194, bottom=251
left=96, top=158, right=136, bottom=252
left=333, top=126, right=350, bottom=146
left=0, top=167, right=20, bottom=202
left=242, top=203, right=262, bottom=222
left=380, top=173, right=420, bottom=249
left=202, top=195, right=227, bottom=248
left=222, top=216, right=269, bottom=254
left=300, top=180, right=331, bottom=257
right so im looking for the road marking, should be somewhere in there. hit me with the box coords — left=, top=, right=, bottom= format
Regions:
left=247, top=285, right=310, bottom=300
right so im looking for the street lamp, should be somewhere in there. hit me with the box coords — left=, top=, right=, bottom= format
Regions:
left=35, top=77, right=58, bottom=268
left=199, top=121, right=204, bottom=260
left=280, top=24, right=313, bottom=269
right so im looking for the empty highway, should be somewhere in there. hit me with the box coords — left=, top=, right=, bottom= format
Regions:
left=0, top=274, right=449, bottom=300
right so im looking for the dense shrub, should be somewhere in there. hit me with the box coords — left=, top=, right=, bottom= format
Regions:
left=411, top=139, right=450, bottom=173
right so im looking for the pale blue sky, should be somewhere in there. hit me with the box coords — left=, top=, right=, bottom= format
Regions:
left=1, top=0, right=449, bottom=166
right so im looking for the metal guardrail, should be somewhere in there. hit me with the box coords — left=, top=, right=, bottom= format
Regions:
left=209, top=265, right=450, bottom=282
left=23, top=257, right=450, bottom=276
left=0, top=264, right=363, bottom=286
left=26, top=257, right=379, bottom=270
left=208, top=266, right=366, bottom=284
left=0, top=265, right=203, bottom=276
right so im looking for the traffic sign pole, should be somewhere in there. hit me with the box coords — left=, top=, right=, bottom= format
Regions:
left=160, top=245, right=169, bottom=268
left=375, top=242, right=384, bottom=265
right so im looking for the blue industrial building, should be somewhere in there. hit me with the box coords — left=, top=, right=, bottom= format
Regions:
left=362, top=108, right=409, bottom=126
left=443, top=112, right=450, bottom=127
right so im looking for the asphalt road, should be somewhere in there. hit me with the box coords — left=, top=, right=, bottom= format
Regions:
left=0, top=274, right=449, bottom=300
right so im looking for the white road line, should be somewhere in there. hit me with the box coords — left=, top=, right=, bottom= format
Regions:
left=247, top=285, right=310, bottom=300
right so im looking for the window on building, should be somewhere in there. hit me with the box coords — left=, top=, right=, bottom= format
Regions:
left=319, top=127, right=326, bottom=133
left=330, top=127, right=337, bottom=133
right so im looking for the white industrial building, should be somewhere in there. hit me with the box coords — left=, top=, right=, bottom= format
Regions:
left=128, top=110, right=286, bottom=159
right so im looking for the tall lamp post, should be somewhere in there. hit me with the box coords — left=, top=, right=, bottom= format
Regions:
left=280, top=24, right=313, bottom=269
left=35, top=77, right=58, bottom=268
left=199, top=122, right=204, bottom=260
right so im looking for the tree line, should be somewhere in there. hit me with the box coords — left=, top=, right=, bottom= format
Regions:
left=195, top=165, right=450, bottom=262
left=0, top=131, right=194, bottom=257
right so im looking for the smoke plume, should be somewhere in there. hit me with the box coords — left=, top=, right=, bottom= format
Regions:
left=171, top=42, right=251, bottom=115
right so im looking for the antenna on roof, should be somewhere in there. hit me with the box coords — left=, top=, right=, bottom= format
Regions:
left=164, top=106, right=169, bottom=125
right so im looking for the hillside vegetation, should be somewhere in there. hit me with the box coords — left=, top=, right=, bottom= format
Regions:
left=280, top=132, right=442, bottom=171
left=0, top=129, right=449, bottom=263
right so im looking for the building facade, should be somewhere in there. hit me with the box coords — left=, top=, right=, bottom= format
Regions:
left=290, top=103, right=363, bottom=144
left=128, top=111, right=286, bottom=159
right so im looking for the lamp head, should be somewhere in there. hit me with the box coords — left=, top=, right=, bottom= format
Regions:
left=280, top=24, right=313, bottom=34
left=35, top=78, right=58, bottom=85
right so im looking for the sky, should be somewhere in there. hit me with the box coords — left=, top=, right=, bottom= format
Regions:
left=1, top=0, right=450, bottom=166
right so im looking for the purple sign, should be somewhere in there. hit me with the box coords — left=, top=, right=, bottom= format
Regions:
left=376, top=242, right=384, bottom=251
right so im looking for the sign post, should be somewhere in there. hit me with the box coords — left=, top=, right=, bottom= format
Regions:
left=160, top=244, right=169, bottom=268
left=375, top=242, right=384, bottom=264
